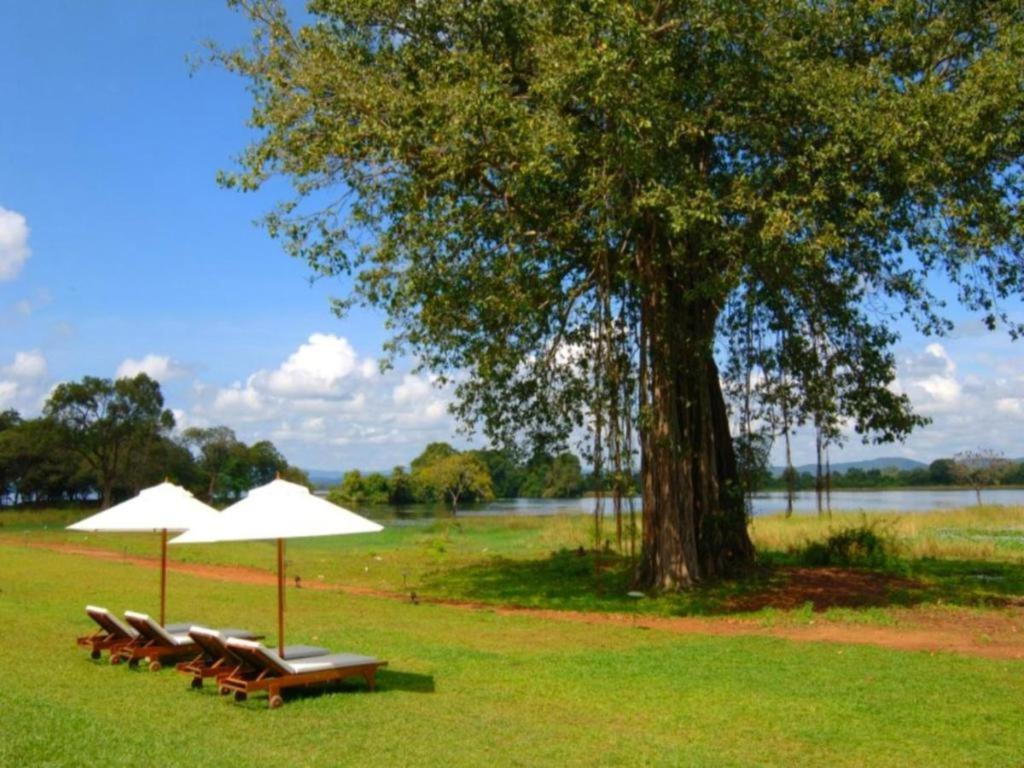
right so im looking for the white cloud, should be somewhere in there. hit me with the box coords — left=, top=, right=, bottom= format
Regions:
left=996, top=398, right=1023, bottom=415
left=5, top=350, right=47, bottom=381
left=783, top=340, right=1024, bottom=465
left=391, top=373, right=449, bottom=426
left=0, top=381, right=18, bottom=408
left=393, top=373, right=432, bottom=404
left=171, top=328, right=1024, bottom=471
left=181, top=333, right=461, bottom=469
left=211, top=383, right=265, bottom=418
left=0, top=350, right=50, bottom=414
left=892, top=343, right=962, bottom=412
left=0, top=207, right=30, bottom=280
left=116, top=354, right=188, bottom=382
left=915, top=374, right=962, bottom=405
left=301, top=416, right=326, bottom=432
left=256, top=333, right=359, bottom=397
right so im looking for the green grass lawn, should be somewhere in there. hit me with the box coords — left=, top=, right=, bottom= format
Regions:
left=1, top=543, right=1023, bottom=767
left=7, top=505, right=1024, bottom=621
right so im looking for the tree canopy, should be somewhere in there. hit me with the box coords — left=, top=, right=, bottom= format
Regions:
left=218, top=0, right=1024, bottom=589
left=951, top=448, right=1014, bottom=504
left=44, top=374, right=175, bottom=508
left=3, top=377, right=308, bottom=508
left=413, top=452, right=495, bottom=513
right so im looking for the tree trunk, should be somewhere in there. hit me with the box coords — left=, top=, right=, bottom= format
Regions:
left=101, top=481, right=113, bottom=510
left=636, top=272, right=755, bottom=590
left=814, top=423, right=824, bottom=517
left=780, top=365, right=795, bottom=518
left=825, top=448, right=832, bottom=518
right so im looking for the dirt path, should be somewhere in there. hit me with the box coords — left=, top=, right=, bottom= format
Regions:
left=13, top=539, right=1024, bottom=661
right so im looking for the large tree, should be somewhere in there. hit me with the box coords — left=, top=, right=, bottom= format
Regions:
left=0, top=409, right=22, bottom=506
left=44, top=374, right=175, bottom=508
left=218, top=0, right=1024, bottom=589
left=413, top=452, right=495, bottom=514
left=183, top=426, right=246, bottom=501
left=0, top=416, right=91, bottom=505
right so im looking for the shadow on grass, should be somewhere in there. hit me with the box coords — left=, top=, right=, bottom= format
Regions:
left=224, top=671, right=435, bottom=710
left=420, top=548, right=776, bottom=615
left=377, top=669, right=435, bottom=693
left=420, top=547, right=1024, bottom=617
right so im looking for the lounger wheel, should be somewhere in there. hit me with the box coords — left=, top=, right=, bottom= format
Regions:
left=234, top=691, right=247, bottom=702
left=268, top=695, right=283, bottom=710
left=190, top=677, right=203, bottom=689
left=90, top=649, right=101, bottom=660
left=219, top=685, right=230, bottom=696
left=148, top=661, right=161, bottom=672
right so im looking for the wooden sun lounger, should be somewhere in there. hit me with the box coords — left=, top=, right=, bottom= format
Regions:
left=114, top=611, right=257, bottom=672
left=220, top=638, right=387, bottom=709
left=76, top=606, right=192, bottom=661
left=176, top=626, right=324, bottom=689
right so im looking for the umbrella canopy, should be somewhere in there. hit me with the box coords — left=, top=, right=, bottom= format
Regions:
left=170, top=478, right=383, bottom=654
left=171, top=478, right=382, bottom=543
left=68, top=481, right=220, bottom=534
left=67, top=481, right=220, bottom=625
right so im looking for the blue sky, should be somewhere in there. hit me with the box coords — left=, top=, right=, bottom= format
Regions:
left=1, top=2, right=1021, bottom=471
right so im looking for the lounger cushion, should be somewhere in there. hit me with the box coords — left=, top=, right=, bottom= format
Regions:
left=85, top=606, right=138, bottom=639
left=187, top=627, right=225, bottom=658
left=217, top=628, right=259, bottom=639
left=286, top=653, right=380, bottom=675
left=124, top=611, right=193, bottom=647
left=190, top=629, right=328, bottom=666
left=280, top=645, right=331, bottom=661
left=188, top=627, right=282, bottom=661
left=227, top=638, right=378, bottom=676
left=227, top=639, right=292, bottom=675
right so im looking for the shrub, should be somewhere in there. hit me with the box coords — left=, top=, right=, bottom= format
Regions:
left=800, top=523, right=893, bottom=568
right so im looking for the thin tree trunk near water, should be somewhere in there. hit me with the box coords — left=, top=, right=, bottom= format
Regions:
left=825, top=448, right=832, bottom=518
left=815, top=423, right=824, bottom=517
left=779, top=341, right=795, bottom=519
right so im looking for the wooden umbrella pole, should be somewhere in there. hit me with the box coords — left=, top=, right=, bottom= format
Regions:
left=277, top=537, right=285, bottom=656
left=160, top=529, right=168, bottom=626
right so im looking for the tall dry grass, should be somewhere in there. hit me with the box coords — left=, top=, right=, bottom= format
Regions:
left=750, top=505, right=1024, bottom=562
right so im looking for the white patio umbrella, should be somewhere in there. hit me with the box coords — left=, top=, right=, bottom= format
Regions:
left=170, top=478, right=383, bottom=655
left=67, top=481, right=220, bottom=625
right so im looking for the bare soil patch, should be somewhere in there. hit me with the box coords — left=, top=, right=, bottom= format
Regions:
left=14, top=539, right=1024, bottom=661
left=724, top=566, right=923, bottom=612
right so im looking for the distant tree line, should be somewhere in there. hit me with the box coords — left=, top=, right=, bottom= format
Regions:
left=328, top=442, right=587, bottom=512
left=750, top=450, right=1024, bottom=504
left=0, top=373, right=308, bottom=509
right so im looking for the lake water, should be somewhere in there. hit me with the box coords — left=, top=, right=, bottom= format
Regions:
left=346, top=488, right=1024, bottom=522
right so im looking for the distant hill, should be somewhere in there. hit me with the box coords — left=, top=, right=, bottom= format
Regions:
left=771, top=457, right=927, bottom=477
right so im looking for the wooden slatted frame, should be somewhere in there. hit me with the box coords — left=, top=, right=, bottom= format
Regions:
left=219, top=660, right=386, bottom=709
left=113, top=636, right=200, bottom=671
left=76, top=628, right=136, bottom=660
